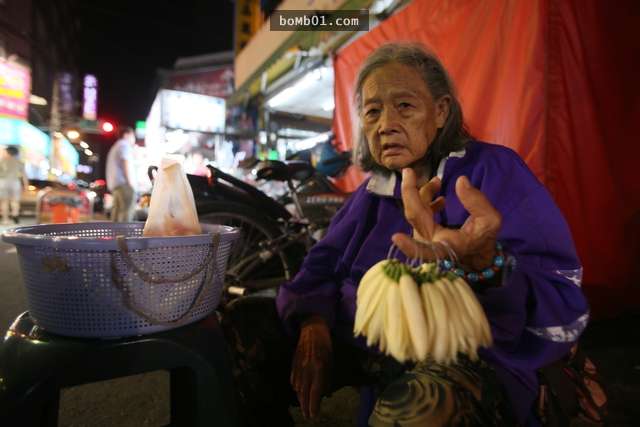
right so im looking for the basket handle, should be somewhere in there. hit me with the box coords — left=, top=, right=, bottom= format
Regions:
left=116, top=235, right=217, bottom=284
left=110, top=234, right=220, bottom=325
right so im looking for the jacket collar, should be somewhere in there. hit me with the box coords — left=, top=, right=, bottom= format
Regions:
left=366, top=172, right=397, bottom=197
left=366, top=148, right=468, bottom=198
left=436, top=148, right=466, bottom=179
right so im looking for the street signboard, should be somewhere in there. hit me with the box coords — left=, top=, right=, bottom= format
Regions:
left=0, top=58, right=30, bottom=120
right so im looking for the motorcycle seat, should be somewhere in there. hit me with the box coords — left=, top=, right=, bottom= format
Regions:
left=256, top=160, right=315, bottom=182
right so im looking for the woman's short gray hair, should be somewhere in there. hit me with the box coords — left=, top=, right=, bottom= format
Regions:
left=352, top=42, right=470, bottom=176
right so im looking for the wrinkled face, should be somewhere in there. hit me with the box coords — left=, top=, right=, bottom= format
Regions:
left=361, top=63, right=449, bottom=172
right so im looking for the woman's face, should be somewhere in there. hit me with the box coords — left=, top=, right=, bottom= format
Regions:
left=361, top=63, right=449, bottom=172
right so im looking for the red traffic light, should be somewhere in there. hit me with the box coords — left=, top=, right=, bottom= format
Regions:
left=101, top=121, right=115, bottom=133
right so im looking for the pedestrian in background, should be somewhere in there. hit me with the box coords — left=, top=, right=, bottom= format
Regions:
left=106, top=126, right=137, bottom=222
left=0, top=146, right=29, bottom=225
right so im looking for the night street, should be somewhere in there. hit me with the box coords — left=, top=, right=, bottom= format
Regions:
left=2, top=0, right=639, bottom=425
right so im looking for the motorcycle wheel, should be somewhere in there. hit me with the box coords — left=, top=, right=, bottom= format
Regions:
left=198, top=202, right=296, bottom=296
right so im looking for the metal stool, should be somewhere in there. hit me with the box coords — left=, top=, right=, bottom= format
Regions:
left=0, top=311, right=238, bottom=427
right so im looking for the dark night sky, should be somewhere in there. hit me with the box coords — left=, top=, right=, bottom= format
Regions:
left=76, top=0, right=235, bottom=127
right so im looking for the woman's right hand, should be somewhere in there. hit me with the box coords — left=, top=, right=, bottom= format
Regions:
left=394, top=168, right=502, bottom=272
left=290, top=315, right=332, bottom=419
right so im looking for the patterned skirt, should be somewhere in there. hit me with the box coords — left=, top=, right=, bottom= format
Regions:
left=368, top=355, right=515, bottom=426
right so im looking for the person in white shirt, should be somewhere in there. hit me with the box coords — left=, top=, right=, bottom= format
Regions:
left=0, top=146, right=29, bottom=225
left=106, top=127, right=137, bottom=222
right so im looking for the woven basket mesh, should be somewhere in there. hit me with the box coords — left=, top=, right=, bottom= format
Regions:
left=4, top=222, right=238, bottom=338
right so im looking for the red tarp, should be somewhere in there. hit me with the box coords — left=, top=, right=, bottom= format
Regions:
left=332, top=0, right=640, bottom=317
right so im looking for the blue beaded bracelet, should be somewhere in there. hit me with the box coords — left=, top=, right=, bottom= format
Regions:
left=441, top=242, right=504, bottom=282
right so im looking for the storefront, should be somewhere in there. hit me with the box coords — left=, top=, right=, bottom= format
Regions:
left=144, top=88, right=231, bottom=175
left=140, top=52, right=249, bottom=177
left=227, top=0, right=397, bottom=186
left=0, top=117, right=50, bottom=180
left=262, top=62, right=334, bottom=160
left=50, top=132, right=78, bottom=183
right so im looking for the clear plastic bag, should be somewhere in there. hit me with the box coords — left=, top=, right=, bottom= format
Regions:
left=142, top=156, right=202, bottom=237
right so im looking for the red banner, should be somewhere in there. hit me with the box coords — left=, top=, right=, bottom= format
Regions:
left=332, top=0, right=640, bottom=316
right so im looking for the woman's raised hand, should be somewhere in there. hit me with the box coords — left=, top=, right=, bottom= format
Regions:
left=393, top=168, right=502, bottom=271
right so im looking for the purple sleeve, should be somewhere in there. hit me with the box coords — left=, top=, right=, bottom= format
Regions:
left=480, top=187, right=589, bottom=361
left=472, top=148, right=589, bottom=356
left=275, top=185, right=372, bottom=335
left=465, top=146, right=589, bottom=421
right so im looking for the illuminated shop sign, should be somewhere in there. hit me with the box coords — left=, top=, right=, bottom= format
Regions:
left=0, top=58, right=30, bottom=120
left=59, top=72, right=74, bottom=115
left=83, top=74, right=98, bottom=120
left=160, top=89, right=225, bottom=133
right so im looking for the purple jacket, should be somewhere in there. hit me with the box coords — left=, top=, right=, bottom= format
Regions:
left=276, top=141, right=589, bottom=423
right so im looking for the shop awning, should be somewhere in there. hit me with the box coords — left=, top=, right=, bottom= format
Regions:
left=230, top=0, right=373, bottom=105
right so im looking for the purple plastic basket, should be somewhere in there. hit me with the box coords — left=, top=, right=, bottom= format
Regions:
left=2, top=222, right=239, bottom=338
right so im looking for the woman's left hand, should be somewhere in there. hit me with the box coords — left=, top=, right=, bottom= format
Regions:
left=393, top=168, right=502, bottom=271
left=290, top=315, right=332, bottom=419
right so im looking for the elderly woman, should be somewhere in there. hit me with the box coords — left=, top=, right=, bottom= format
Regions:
left=222, top=43, right=589, bottom=426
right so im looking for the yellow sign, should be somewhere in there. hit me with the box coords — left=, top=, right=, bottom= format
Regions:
left=235, top=0, right=263, bottom=53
